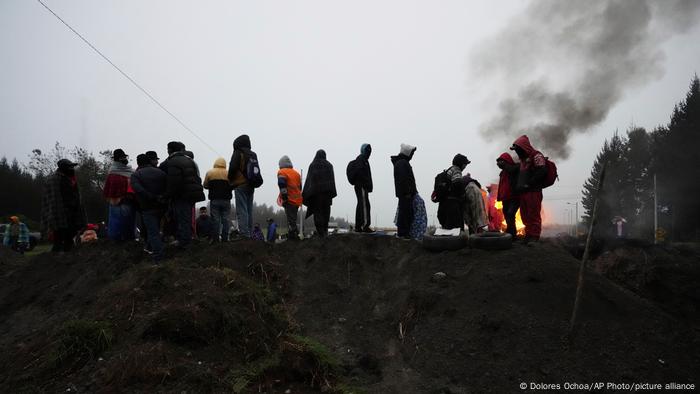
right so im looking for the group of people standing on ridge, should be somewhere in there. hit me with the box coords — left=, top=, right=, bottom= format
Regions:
left=39, top=133, right=550, bottom=260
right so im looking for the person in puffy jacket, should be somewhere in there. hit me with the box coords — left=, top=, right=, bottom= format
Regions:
left=391, top=144, right=417, bottom=238
left=161, top=141, right=205, bottom=248
left=496, top=152, right=521, bottom=237
left=203, top=157, right=233, bottom=242
left=511, top=135, right=546, bottom=243
left=131, top=154, right=167, bottom=261
left=277, top=155, right=302, bottom=240
left=302, top=150, right=337, bottom=238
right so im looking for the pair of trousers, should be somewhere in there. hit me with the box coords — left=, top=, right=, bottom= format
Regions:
left=108, top=202, right=136, bottom=241
left=396, top=196, right=414, bottom=237
left=172, top=199, right=194, bottom=247
left=502, top=199, right=520, bottom=238
left=210, top=199, right=231, bottom=241
left=519, top=191, right=542, bottom=239
left=354, top=186, right=371, bottom=231
left=142, top=210, right=164, bottom=260
left=234, top=186, right=254, bottom=237
left=284, top=203, right=299, bottom=238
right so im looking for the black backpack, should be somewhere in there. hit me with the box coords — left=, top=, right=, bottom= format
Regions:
left=431, top=169, right=451, bottom=203
left=346, top=159, right=360, bottom=185
left=244, top=151, right=264, bottom=188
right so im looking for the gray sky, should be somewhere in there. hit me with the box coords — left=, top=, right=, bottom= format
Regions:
left=1, top=1, right=699, bottom=227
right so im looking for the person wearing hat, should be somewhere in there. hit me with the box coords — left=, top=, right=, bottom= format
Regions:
left=391, top=143, right=417, bottom=238
left=437, top=153, right=470, bottom=230
left=266, top=218, right=277, bottom=243
left=3, top=216, right=30, bottom=254
left=131, top=153, right=167, bottom=261
left=41, top=159, right=86, bottom=252
left=146, top=151, right=160, bottom=168
left=347, top=144, right=374, bottom=233
left=161, top=141, right=205, bottom=248
left=103, top=148, right=136, bottom=241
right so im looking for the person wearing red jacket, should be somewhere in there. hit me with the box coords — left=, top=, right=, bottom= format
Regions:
left=103, top=149, right=136, bottom=241
left=496, top=152, right=520, bottom=237
left=511, top=135, right=547, bottom=243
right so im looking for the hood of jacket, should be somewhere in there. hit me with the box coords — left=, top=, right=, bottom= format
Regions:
left=512, top=135, right=537, bottom=157
left=498, top=152, right=515, bottom=165
left=233, top=134, right=251, bottom=150
left=400, top=143, right=416, bottom=158
left=279, top=155, right=293, bottom=168
left=314, top=149, right=327, bottom=160
left=361, top=143, right=372, bottom=159
left=213, top=157, right=226, bottom=169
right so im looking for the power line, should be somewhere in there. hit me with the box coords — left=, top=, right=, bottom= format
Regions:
left=36, top=0, right=220, bottom=156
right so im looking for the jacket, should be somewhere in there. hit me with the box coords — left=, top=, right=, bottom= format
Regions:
left=204, top=158, right=233, bottom=200
left=228, top=134, right=251, bottom=188
left=131, top=165, right=167, bottom=211
left=353, top=152, right=373, bottom=192
left=103, top=161, right=135, bottom=204
left=512, top=135, right=546, bottom=192
left=445, top=165, right=466, bottom=200
left=164, top=152, right=206, bottom=203
left=302, top=150, right=337, bottom=205
left=41, top=171, right=86, bottom=232
left=3, top=222, right=29, bottom=245
left=391, top=145, right=417, bottom=198
left=278, top=165, right=303, bottom=207
left=497, top=152, right=520, bottom=201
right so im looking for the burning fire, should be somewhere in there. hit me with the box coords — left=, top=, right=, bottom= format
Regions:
left=494, top=201, right=526, bottom=236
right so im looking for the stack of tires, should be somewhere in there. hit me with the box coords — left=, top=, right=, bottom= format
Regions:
left=469, top=232, right=512, bottom=250
left=422, top=231, right=513, bottom=252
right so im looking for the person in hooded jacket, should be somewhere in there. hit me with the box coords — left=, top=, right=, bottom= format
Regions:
left=103, top=149, right=136, bottom=241
left=162, top=141, right=205, bottom=248
left=41, top=159, right=86, bottom=252
left=511, top=135, right=547, bottom=243
left=391, top=144, right=417, bottom=238
left=228, top=134, right=255, bottom=238
left=277, top=155, right=302, bottom=240
left=302, top=150, right=337, bottom=238
left=131, top=153, right=167, bottom=261
left=437, top=154, right=470, bottom=230
left=350, top=144, right=374, bottom=233
left=496, top=152, right=521, bottom=237
left=203, top=157, right=232, bottom=242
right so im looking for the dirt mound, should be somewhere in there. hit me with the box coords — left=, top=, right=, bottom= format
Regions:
left=0, top=236, right=698, bottom=392
left=591, top=241, right=700, bottom=325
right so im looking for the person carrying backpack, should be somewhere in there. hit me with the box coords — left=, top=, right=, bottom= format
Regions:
left=391, top=143, right=417, bottom=239
left=302, top=150, right=337, bottom=238
left=436, top=154, right=470, bottom=230
left=511, top=135, right=547, bottom=244
left=347, top=143, right=373, bottom=233
left=131, top=154, right=167, bottom=261
left=277, top=155, right=302, bottom=240
left=496, top=152, right=520, bottom=238
left=228, top=134, right=262, bottom=238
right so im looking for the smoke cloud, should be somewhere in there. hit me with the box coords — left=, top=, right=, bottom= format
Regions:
left=471, top=0, right=700, bottom=159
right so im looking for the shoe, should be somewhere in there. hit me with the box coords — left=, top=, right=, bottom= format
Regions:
left=143, top=247, right=154, bottom=255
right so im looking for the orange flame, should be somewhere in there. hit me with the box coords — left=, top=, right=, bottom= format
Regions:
left=494, top=201, right=526, bottom=236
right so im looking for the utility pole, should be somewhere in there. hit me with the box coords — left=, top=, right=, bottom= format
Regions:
left=653, top=173, right=658, bottom=244
left=299, top=168, right=304, bottom=238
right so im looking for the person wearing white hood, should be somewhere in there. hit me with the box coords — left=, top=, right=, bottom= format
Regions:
left=391, top=143, right=417, bottom=238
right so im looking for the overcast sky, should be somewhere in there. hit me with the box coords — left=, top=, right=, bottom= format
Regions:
left=1, top=1, right=698, bottom=227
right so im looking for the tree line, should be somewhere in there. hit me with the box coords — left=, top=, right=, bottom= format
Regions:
left=582, top=75, right=700, bottom=241
left=0, top=143, right=349, bottom=232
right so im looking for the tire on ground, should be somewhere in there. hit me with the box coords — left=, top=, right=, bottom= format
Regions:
left=469, top=232, right=513, bottom=250
left=422, top=233, right=468, bottom=252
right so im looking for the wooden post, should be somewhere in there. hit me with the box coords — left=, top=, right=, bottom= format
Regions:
left=569, top=162, right=607, bottom=341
